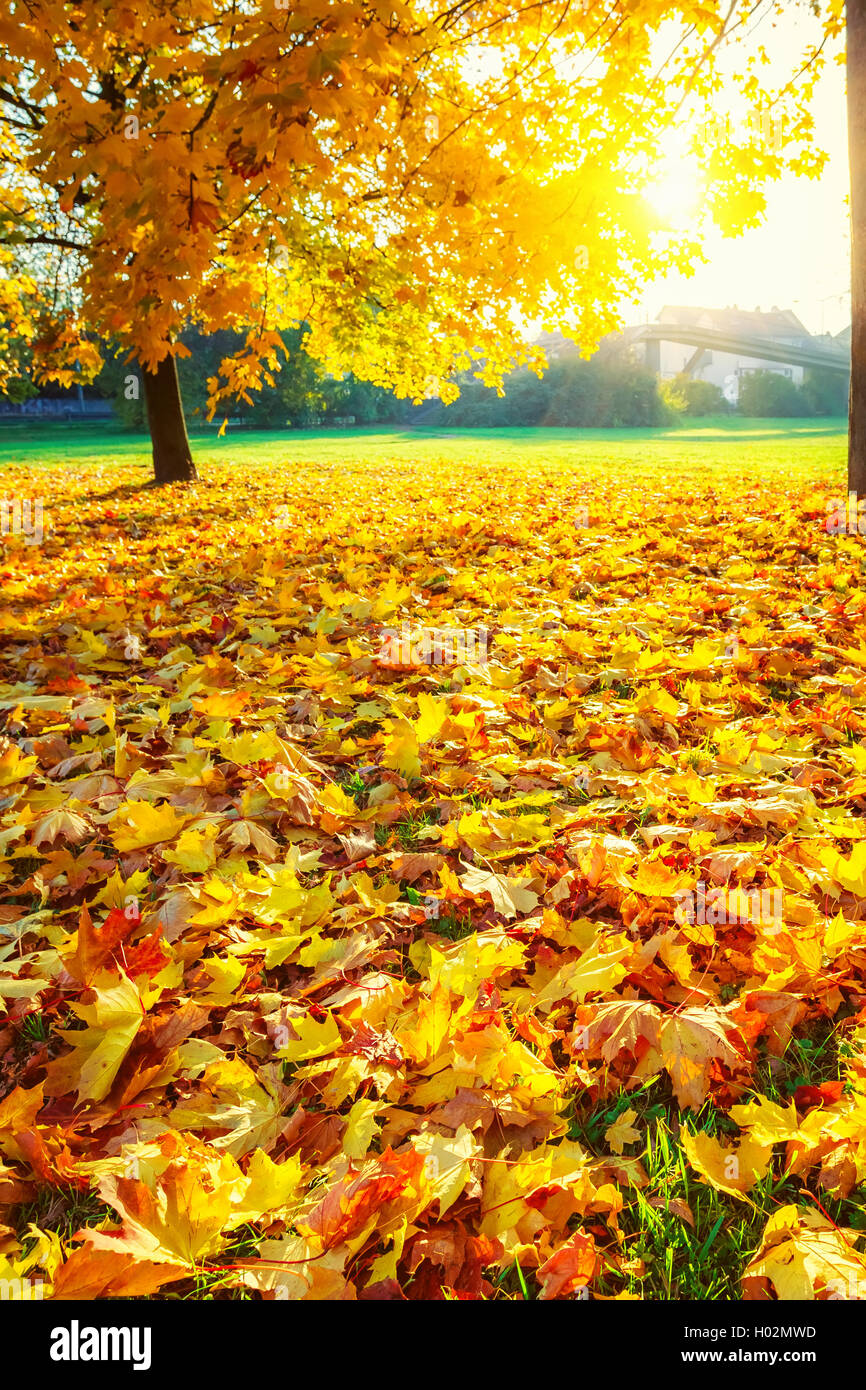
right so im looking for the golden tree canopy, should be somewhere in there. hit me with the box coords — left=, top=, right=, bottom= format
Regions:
left=0, top=0, right=845, bottom=408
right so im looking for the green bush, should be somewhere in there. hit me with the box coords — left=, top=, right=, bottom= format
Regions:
left=736, top=369, right=807, bottom=418
left=661, top=373, right=727, bottom=417
left=801, top=367, right=849, bottom=416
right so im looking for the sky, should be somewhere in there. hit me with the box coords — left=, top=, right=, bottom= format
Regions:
left=627, top=7, right=851, bottom=339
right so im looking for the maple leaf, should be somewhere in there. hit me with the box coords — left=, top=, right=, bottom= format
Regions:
left=65, top=901, right=139, bottom=984
left=188, top=199, right=220, bottom=233
left=298, top=1149, right=425, bottom=1252
left=573, top=999, right=662, bottom=1060
left=44, top=970, right=145, bottom=1104
left=458, top=864, right=538, bottom=920
left=168, top=1057, right=290, bottom=1158
left=0, top=1084, right=45, bottom=1164
left=122, top=926, right=170, bottom=979
left=682, top=1129, right=773, bottom=1203
left=341, top=1099, right=385, bottom=1160
left=110, top=801, right=191, bottom=851
left=729, top=1094, right=805, bottom=1146
left=537, top=1231, right=597, bottom=1299
left=414, top=1125, right=477, bottom=1215
left=0, top=745, right=37, bottom=785
left=82, top=1136, right=299, bottom=1267
left=403, top=1223, right=504, bottom=1299
left=84, top=1165, right=237, bottom=1266
left=659, top=1008, right=743, bottom=1110
left=51, top=1246, right=187, bottom=1299
left=535, top=933, right=633, bottom=1010
left=0, top=958, right=50, bottom=1014
left=243, top=1237, right=352, bottom=1301
left=381, top=717, right=421, bottom=780
left=31, top=807, right=91, bottom=848
left=793, top=1080, right=844, bottom=1111
left=629, top=860, right=691, bottom=897
left=604, top=1109, right=642, bottom=1155
left=647, top=1196, right=695, bottom=1229
left=743, top=1206, right=866, bottom=1301
left=391, top=851, right=443, bottom=881
left=276, top=1011, right=342, bottom=1064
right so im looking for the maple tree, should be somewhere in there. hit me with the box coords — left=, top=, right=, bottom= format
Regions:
left=0, top=0, right=843, bottom=482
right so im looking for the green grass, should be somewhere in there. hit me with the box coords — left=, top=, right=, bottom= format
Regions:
left=429, top=910, right=476, bottom=942
left=15, top=1186, right=115, bottom=1247
left=394, top=810, right=435, bottom=849
left=543, top=1011, right=864, bottom=1302
left=0, top=417, right=848, bottom=482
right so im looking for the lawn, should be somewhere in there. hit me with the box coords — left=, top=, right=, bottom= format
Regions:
left=0, top=415, right=849, bottom=475
left=1, top=418, right=865, bottom=1303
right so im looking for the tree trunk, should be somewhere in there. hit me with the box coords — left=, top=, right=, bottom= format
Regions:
left=848, top=0, right=866, bottom=493
left=142, top=354, right=197, bottom=483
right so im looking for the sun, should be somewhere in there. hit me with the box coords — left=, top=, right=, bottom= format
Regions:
left=643, top=159, right=703, bottom=227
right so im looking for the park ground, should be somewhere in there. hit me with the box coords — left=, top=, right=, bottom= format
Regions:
left=1, top=417, right=866, bottom=1301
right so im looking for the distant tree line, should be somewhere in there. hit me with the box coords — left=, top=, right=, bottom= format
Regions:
left=95, top=327, right=409, bottom=428
left=421, top=356, right=668, bottom=427
left=660, top=367, right=849, bottom=419
left=428, top=362, right=850, bottom=425
left=1, top=328, right=850, bottom=427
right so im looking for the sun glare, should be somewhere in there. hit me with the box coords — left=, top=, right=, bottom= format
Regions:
left=643, top=162, right=702, bottom=227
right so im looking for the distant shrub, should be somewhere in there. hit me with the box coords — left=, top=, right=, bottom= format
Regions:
left=661, top=373, right=727, bottom=417
left=801, top=367, right=849, bottom=416
left=736, top=370, right=807, bottom=418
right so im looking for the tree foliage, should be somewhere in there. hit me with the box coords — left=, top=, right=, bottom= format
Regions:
left=661, top=373, right=727, bottom=418
left=0, top=0, right=843, bottom=437
left=736, top=369, right=808, bottom=418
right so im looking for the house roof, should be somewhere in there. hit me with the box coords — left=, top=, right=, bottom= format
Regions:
left=656, top=304, right=810, bottom=339
left=536, top=309, right=851, bottom=359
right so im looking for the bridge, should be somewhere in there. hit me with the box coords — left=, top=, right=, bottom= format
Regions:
left=630, top=322, right=850, bottom=375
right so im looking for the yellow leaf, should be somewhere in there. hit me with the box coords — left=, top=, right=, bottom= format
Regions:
left=236, top=1149, right=303, bottom=1223
left=382, top=716, right=421, bottom=780
left=660, top=1008, right=741, bottom=1111
left=277, top=1012, right=342, bottom=1063
left=192, top=690, right=249, bottom=718
left=0, top=745, right=37, bottom=786
left=729, top=1094, right=804, bottom=1146
left=458, top=864, right=538, bottom=920
left=342, top=1099, right=384, bottom=1159
left=199, top=955, right=246, bottom=1004
left=604, top=1108, right=641, bottom=1155
left=414, top=692, right=448, bottom=743
left=54, top=971, right=145, bottom=1103
left=111, top=801, right=191, bottom=852
left=682, top=1129, right=772, bottom=1203
left=162, top=824, right=219, bottom=872
left=535, top=933, right=632, bottom=1010
left=743, top=1206, right=866, bottom=1301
